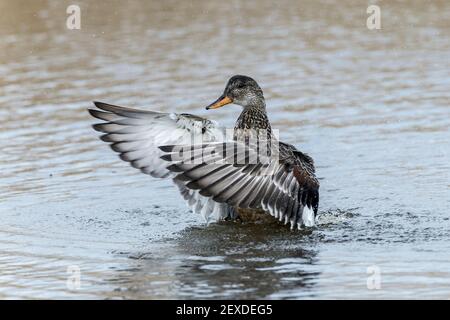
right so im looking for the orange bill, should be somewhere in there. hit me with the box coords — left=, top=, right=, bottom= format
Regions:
left=205, top=95, right=233, bottom=110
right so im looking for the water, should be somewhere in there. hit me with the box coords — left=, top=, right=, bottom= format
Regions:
left=0, top=0, right=449, bottom=299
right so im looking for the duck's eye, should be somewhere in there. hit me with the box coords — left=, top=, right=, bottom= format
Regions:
left=236, top=84, right=245, bottom=89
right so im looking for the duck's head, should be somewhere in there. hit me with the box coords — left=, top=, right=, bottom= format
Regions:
left=206, top=75, right=265, bottom=110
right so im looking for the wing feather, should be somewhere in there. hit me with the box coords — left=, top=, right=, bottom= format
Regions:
left=89, top=101, right=224, bottom=179
left=89, top=101, right=231, bottom=219
left=161, top=140, right=320, bottom=228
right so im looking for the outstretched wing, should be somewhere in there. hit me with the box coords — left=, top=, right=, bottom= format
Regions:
left=89, top=101, right=224, bottom=178
left=89, top=101, right=234, bottom=222
left=160, top=141, right=319, bottom=229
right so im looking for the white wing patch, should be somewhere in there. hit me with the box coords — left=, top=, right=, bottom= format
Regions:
left=302, top=205, right=315, bottom=227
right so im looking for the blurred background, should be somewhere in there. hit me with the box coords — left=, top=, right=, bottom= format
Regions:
left=0, top=0, right=449, bottom=299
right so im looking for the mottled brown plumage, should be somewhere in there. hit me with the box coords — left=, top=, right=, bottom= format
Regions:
left=183, top=75, right=319, bottom=228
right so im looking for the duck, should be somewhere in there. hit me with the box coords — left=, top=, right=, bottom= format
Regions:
left=88, top=75, right=319, bottom=230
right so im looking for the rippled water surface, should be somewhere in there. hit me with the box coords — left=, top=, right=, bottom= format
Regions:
left=1, top=0, right=449, bottom=299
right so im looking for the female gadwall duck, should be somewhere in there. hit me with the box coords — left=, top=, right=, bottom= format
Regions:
left=89, top=75, right=319, bottom=229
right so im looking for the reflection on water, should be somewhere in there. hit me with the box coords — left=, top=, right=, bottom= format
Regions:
left=0, top=0, right=449, bottom=299
left=108, top=224, right=320, bottom=299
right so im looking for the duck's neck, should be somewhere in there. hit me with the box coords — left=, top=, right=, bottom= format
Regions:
left=233, top=103, right=272, bottom=142
left=234, top=103, right=271, bottom=131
